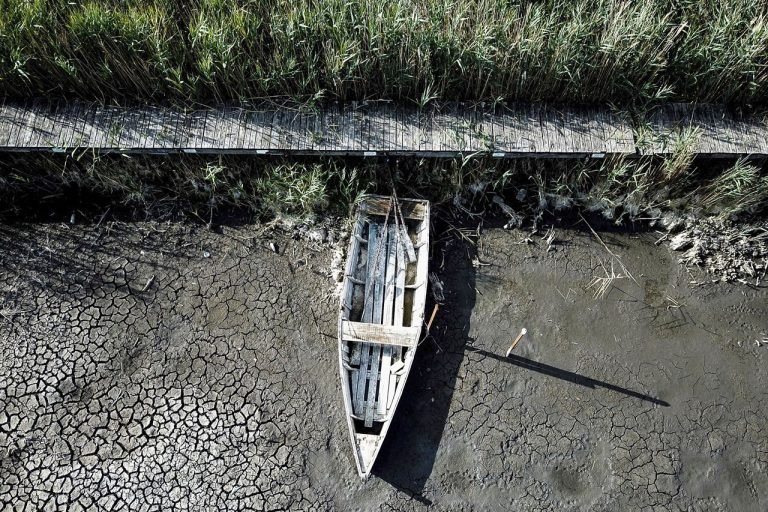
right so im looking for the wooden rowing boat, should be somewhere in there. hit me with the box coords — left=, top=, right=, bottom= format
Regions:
left=338, top=194, right=430, bottom=480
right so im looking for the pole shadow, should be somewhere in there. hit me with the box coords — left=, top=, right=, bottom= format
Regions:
left=372, top=211, right=477, bottom=501
left=468, top=346, right=669, bottom=407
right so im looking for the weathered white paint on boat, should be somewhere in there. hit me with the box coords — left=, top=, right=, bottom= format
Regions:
left=337, top=195, right=430, bottom=480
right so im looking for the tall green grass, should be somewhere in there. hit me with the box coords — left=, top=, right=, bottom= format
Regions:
left=701, top=158, right=768, bottom=218
left=1, top=0, right=766, bottom=106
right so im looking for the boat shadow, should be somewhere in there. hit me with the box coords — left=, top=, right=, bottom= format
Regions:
left=373, top=214, right=477, bottom=501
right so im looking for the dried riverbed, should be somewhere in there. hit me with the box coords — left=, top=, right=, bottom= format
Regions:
left=1, top=219, right=767, bottom=510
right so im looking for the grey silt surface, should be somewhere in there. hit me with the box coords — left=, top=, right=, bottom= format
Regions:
left=0, top=221, right=766, bottom=510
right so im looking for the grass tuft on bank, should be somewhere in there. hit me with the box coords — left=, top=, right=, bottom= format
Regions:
left=0, top=152, right=765, bottom=225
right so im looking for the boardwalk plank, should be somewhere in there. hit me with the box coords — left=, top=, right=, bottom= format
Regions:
left=300, top=110, right=311, bottom=151
left=132, top=109, right=150, bottom=150
left=746, top=113, right=765, bottom=154
left=6, top=103, right=34, bottom=148
left=16, top=100, right=40, bottom=147
left=126, top=108, right=145, bottom=150
left=54, top=102, right=76, bottom=148
left=359, top=105, right=370, bottom=152
left=271, top=109, right=283, bottom=150
left=287, top=109, right=300, bottom=150
left=135, top=108, right=152, bottom=150
left=187, top=110, right=206, bottom=150
left=307, top=109, right=321, bottom=151
left=90, top=105, right=109, bottom=149
left=315, top=105, right=328, bottom=151
left=93, top=106, right=114, bottom=150
left=219, top=107, right=238, bottom=149
left=24, top=99, right=47, bottom=148
left=418, top=108, right=432, bottom=153
left=347, top=104, right=359, bottom=152
left=153, top=107, right=172, bottom=150
left=290, top=110, right=301, bottom=151
left=239, top=108, right=253, bottom=150
left=167, top=108, right=184, bottom=149
left=401, top=110, right=418, bottom=153
left=338, top=105, right=351, bottom=151
left=147, top=108, right=165, bottom=149
left=0, top=97, right=9, bottom=146
left=116, top=109, right=137, bottom=149
left=281, top=110, right=294, bottom=150
left=262, top=108, right=278, bottom=150
left=380, top=104, right=393, bottom=153
left=76, top=103, right=96, bottom=148
left=246, top=109, right=263, bottom=150
left=201, top=110, right=219, bottom=149
left=7, top=102, right=30, bottom=147
left=157, top=108, right=174, bottom=149
left=78, top=104, right=98, bottom=148
left=10, top=101, right=29, bottom=147
left=394, top=106, right=405, bottom=151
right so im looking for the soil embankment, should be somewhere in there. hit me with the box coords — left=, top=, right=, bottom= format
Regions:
left=1, top=219, right=767, bottom=510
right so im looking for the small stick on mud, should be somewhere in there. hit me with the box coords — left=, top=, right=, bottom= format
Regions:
left=426, top=304, right=439, bottom=332
left=141, top=275, right=155, bottom=292
left=95, top=207, right=111, bottom=229
left=506, top=328, right=527, bottom=357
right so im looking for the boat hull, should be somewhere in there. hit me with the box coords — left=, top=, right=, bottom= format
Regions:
left=337, top=195, right=430, bottom=479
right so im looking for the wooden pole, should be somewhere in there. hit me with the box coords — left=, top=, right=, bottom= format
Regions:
left=505, top=328, right=527, bottom=357
left=426, top=304, right=439, bottom=332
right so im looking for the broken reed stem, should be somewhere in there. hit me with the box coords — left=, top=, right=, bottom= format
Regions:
left=587, top=260, right=626, bottom=299
left=141, top=275, right=155, bottom=292
left=506, top=328, right=527, bottom=357
left=578, top=213, right=639, bottom=286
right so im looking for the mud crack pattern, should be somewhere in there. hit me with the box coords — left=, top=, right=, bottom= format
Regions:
left=0, top=223, right=335, bottom=510
left=1, top=222, right=767, bottom=511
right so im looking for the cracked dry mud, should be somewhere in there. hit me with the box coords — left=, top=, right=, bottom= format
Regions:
left=1, top=221, right=767, bottom=511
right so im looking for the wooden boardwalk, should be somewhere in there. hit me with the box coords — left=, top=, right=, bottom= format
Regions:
left=0, top=99, right=633, bottom=157
left=0, top=99, right=765, bottom=157
left=639, top=103, right=768, bottom=157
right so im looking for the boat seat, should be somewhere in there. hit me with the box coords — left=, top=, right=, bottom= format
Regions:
left=342, top=321, right=418, bottom=348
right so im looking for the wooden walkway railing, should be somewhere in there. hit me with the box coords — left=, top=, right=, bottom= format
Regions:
left=0, top=99, right=765, bottom=158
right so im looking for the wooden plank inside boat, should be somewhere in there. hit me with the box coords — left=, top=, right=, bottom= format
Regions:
left=365, top=224, right=392, bottom=427
left=377, top=224, right=398, bottom=416
left=364, top=341, right=381, bottom=427
left=364, top=226, right=387, bottom=427
left=363, top=197, right=425, bottom=220
left=389, top=242, right=407, bottom=409
left=353, top=222, right=379, bottom=416
left=354, top=344, right=371, bottom=417
left=346, top=219, right=364, bottom=370
left=362, top=223, right=378, bottom=323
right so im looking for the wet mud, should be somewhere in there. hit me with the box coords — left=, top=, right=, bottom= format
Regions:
left=1, top=219, right=767, bottom=510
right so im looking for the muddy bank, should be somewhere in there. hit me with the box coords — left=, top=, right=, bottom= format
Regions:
left=0, top=219, right=767, bottom=510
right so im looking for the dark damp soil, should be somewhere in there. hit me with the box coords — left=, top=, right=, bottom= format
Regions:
left=1, top=216, right=767, bottom=511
